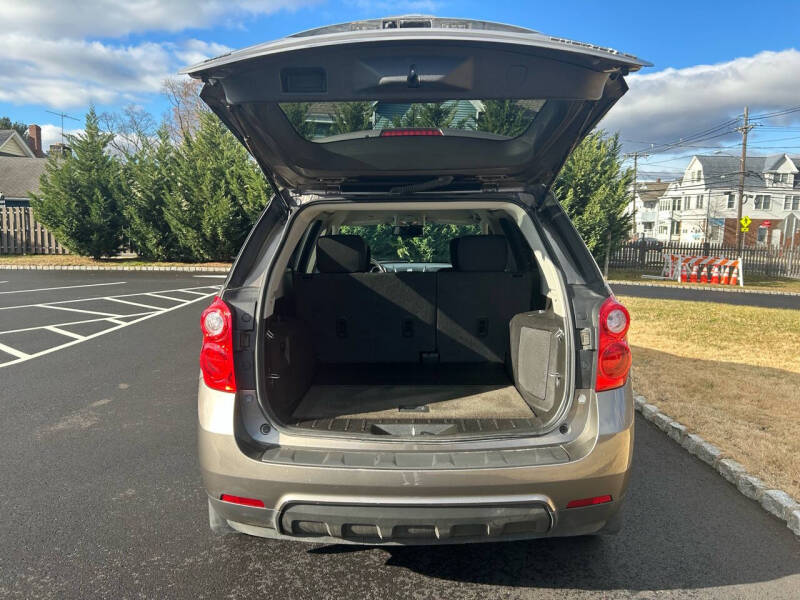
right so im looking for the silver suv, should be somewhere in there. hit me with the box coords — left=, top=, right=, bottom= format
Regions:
left=187, top=16, right=643, bottom=545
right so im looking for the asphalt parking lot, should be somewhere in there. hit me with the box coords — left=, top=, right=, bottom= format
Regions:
left=1, top=271, right=798, bottom=599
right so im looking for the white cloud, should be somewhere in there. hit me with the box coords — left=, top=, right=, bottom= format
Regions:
left=39, top=124, right=84, bottom=153
left=2, top=1, right=318, bottom=39
left=600, top=49, right=800, bottom=148
left=0, top=0, right=308, bottom=109
left=0, top=35, right=231, bottom=109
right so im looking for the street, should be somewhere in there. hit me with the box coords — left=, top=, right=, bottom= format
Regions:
left=1, top=271, right=798, bottom=599
left=610, top=283, right=800, bottom=310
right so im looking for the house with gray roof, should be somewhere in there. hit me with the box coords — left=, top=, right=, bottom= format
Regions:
left=0, top=125, right=48, bottom=207
left=628, top=179, right=670, bottom=239
left=653, top=153, right=800, bottom=248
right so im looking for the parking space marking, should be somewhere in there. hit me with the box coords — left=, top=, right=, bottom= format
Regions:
left=0, top=285, right=218, bottom=311
left=0, top=285, right=219, bottom=368
left=0, top=281, right=126, bottom=295
left=40, top=304, right=124, bottom=317
left=145, top=292, right=185, bottom=302
left=44, top=325, right=86, bottom=340
left=105, top=297, right=163, bottom=311
left=0, top=341, right=30, bottom=359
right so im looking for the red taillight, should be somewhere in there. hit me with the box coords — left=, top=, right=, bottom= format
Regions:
left=380, top=128, right=443, bottom=137
left=566, top=495, right=612, bottom=509
left=220, top=494, right=265, bottom=508
left=200, top=297, right=236, bottom=392
left=595, top=297, right=632, bottom=392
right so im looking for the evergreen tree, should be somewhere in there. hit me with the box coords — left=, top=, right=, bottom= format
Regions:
left=164, top=111, right=271, bottom=261
left=280, top=103, right=314, bottom=138
left=331, top=102, right=372, bottom=134
left=392, top=103, right=456, bottom=128
left=416, top=102, right=457, bottom=128
left=552, top=131, right=632, bottom=262
left=123, top=125, right=178, bottom=260
left=476, top=100, right=530, bottom=137
left=30, top=107, right=124, bottom=258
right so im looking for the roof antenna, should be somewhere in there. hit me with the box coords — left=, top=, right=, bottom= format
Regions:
left=45, top=110, right=80, bottom=145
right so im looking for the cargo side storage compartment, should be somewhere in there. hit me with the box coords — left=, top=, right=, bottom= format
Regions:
left=509, top=309, right=567, bottom=425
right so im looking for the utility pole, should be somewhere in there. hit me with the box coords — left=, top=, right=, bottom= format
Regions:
left=625, top=151, right=648, bottom=240
left=735, top=107, right=754, bottom=251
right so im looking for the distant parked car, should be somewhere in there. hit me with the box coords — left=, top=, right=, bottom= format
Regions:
left=188, top=15, right=642, bottom=545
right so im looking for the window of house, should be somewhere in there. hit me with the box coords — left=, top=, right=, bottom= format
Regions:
left=660, top=199, right=670, bottom=211
left=757, top=226, right=767, bottom=243
left=787, top=195, right=800, bottom=211
left=659, top=225, right=667, bottom=235
left=754, top=194, right=771, bottom=210
left=696, top=194, right=704, bottom=209
left=671, top=221, right=681, bottom=235
left=672, top=198, right=682, bottom=211
left=643, top=222, right=654, bottom=232
left=727, top=193, right=735, bottom=209
left=795, top=196, right=800, bottom=211
left=772, top=173, right=792, bottom=183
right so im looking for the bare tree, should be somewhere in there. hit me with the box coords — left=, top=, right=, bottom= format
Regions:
left=162, top=77, right=208, bottom=142
left=100, top=105, right=158, bottom=157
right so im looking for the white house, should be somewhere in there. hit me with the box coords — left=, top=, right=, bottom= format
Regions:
left=651, top=153, right=800, bottom=248
left=628, top=179, right=669, bottom=239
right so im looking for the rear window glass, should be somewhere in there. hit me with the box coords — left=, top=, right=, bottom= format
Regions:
left=338, top=224, right=480, bottom=264
left=280, top=99, right=546, bottom=141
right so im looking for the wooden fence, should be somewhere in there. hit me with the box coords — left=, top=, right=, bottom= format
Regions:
left=610, top=242, right=800, bottom=278
left=0, top=206, right=68, bottom=255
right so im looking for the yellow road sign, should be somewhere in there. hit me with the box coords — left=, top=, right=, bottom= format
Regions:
left=740, top=215, right=751, bottom=232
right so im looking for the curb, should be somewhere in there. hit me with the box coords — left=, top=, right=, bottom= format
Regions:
left=634, top=394, right=800, bottom=539
left=0, top=265, right=229, bottom=273
left=609, top=280, right=800, bottom=297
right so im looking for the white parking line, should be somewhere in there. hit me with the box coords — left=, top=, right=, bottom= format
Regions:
left=39, top=305, right=125, bottom=318
left=44, top=325, right=86, bottom=340
left=105, top=297, right=162, bottom=310
left=0, top=286, right=218, bottom=368
left=193, top=275, right=227, bottom=279
left=0, top=341, right=30, bottom=359
left=0, top=281, right=127, bottom=295
left=0, top=285, right=217, bottom=311
left=145, top=292, right=185, bottom=302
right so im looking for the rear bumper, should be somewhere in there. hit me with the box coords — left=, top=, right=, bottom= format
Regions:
left=198, top=381, right=634, bottom=544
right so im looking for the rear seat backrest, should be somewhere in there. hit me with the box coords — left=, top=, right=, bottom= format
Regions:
left=436, top=235, right=533, bottom=363
left=294, top=235, right=436, bottom=363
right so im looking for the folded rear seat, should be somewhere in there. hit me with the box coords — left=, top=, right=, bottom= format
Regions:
left=436, top=235, right=533, bottom=363
left=294, top=235, right=436, bottom=363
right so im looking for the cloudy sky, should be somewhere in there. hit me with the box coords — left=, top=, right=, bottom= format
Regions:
left=2, top=0, right=799, bottom=178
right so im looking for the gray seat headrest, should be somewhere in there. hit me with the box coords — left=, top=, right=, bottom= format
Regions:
left=316, top=235, right=370, bottom=273
left=450, top=235, right=508, bottom=272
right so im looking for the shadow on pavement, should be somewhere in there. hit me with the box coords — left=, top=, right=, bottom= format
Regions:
left=307, top=416, right=800, bottom=592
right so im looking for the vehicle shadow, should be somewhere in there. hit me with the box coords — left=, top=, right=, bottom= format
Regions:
left=307, top=413, right=800, bottom=591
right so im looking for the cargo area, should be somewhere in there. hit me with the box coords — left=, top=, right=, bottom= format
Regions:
left=288, top=363, right=540, bottom=435
left=260, top=206, right=570, bottom=438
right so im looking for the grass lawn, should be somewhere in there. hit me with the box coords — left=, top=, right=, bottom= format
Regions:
left=618, top=295, right=800, bottom=499
left=608, top=268, right=800, bottom=294
left=0, top=254, right=231, bottom=269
